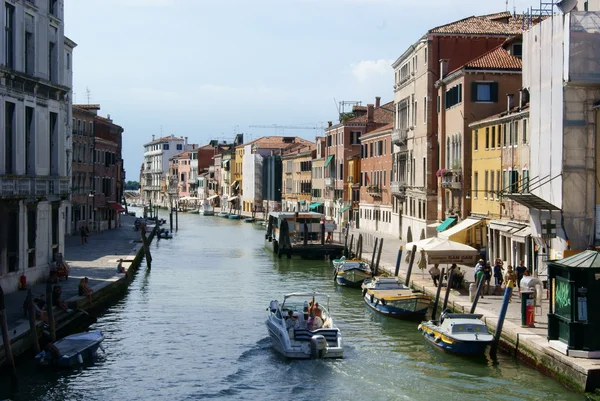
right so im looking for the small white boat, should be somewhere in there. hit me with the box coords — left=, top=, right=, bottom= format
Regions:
left=201, top=205, right=215, bottom=216
left=188, top=209, right=200, bottom=214
left=418, top=311, right=494, bottom=356
left=362, top=277, right=431, bottom=318
left=333, top=258, right=372, bottom=287
left=265, top=292, right=343, bottom=359
left=35, top=330, right=104, bottom=368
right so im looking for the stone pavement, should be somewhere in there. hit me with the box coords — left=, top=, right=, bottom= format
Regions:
left=3, top=214, right=142, bottom=340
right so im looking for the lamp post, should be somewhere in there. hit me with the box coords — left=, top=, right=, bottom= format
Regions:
left=86, top=190, right=94, bottom=229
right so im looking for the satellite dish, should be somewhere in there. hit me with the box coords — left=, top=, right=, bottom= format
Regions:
left=555, top=0, right=578, bottom=13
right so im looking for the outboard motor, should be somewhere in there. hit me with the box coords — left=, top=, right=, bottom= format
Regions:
left=269, top=300, right=279, bottom=313
left=310, top=334, right=328, bottom=359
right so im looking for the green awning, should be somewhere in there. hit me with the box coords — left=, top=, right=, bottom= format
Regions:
left=436, top=217, right=457, bottom=232
left=298, top=200, right=306, bottom=205
left=309, top=202, right=324, bottom=210
left=324, top=155, right=334, bottom=168
left=339, top=205, right=351, bottom=214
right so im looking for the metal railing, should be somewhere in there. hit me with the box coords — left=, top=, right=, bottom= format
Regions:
left=391, top=128, right=408, bottom=146
left=0, top=176, right=70, bottom=198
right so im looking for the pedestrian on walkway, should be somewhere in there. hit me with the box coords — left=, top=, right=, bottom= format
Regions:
left=474, top=259, right=485, bottom=281
left=493, top=259, right=504, bottom=295
left=505, top=266, right=517, bottom=302
left=515, top=260, right=527, bottom=294
left=80, top=224, right=86, bottom=245
left=429, top=264, right=441, bottom=287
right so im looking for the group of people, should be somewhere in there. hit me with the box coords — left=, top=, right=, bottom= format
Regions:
left=25, top=285, right=72, bottom=323
left=474, top=258, right=530, bottom=300
left=428, top=263, right=464, bottom=289
left=286, top=297, right=325, bottom=331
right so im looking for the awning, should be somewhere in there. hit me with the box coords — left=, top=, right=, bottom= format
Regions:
left=503, top=193, right=561, bottom=211
left=228, top=195, right=239, bottom=202
left=436, top=217, right=457, bottom=232
left=512, top=227, right=532, bottom=243
left=489, top=221, right=512, bottom=232
left=298, top=200, right=306, bottom=205
left=207, top=195, right=219, bottom=200
left=108, top=202, right=126, bottom=213
left=438, top=217, right=484, bottom=240
left=222, top=159, right=230, bottom=167
left=230, top=180, right=238, bottom=187
left=324, top=155, right=334, bottom=168
left=427, top=222, right=441, bottom=228
left=339, top=205, right=351, bottom=214
left=309, top=202, right=324, bottom=210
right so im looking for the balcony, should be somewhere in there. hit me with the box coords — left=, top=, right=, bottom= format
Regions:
left=391, top=128, right=408, bottom=146
left=325, top=177, right=334, bottom=187
left=367, top=185, right=382, bottom=197
left=0, top=176, right=70, bottom=199
left=391, top=181, right=407, bottom=198
left=441, top=171, right=462, bottom=190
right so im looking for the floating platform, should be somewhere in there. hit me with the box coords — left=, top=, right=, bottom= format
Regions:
left=265, top=239, right=344, bottom=260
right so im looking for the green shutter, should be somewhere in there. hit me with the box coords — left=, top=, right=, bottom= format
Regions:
left=491, top=82, right=499, bottom=102
left=472, top=82, right=478, bottom=102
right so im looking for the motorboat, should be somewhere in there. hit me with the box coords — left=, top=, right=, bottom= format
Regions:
left=218, top=211, right=230, bottom=218
left=244, top=218, right=255, bottom=223
left=35, top=330, right=104, bottom=368
left=188, top=209, right=200, bottom=214
left=265, top=292, right=343, bottom=359
left=418, top=311, right=494, bottom=356
left=157, top=229, right=173, bottom=239
left=228, top=214, right=241, bottom=220
left=333, top=259, right=372, bottom=287
left=201, top=205, right=215, bottom=216
left=361, top=276, right=431, bottom=318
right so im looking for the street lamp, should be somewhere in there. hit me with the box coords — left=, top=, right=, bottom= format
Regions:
left=86, top=190, right=95, bottom=229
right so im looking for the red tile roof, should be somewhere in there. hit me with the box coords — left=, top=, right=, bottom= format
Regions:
left=464, top=45, right=522, bottom=70
left=347, top=101, right=394, bottom=125
left=429, top=15, right=522, bottom=35
left=73, top=104, right=101, bottom=110
left=240, top=136, right=312, bottom=149
left=365, top=123, right=393, bottom=136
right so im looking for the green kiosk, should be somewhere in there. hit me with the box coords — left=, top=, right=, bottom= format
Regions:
left=547, top=250, right=600, bottom=358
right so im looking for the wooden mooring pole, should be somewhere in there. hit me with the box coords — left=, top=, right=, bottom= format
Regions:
left=405, top=245, right=417, bottom=286
left=0, top=284, right=18, bottom=391
left=375, top=238, right=383, bottom=275
left=348, top=234, right=354, bottom=258
left=141, top=226, right=152, bottom=269
left=26, top=289, right=40, bottom=353
left=441, top=268, right=455, bottom=312
left=490, top=286, right=513, bottom=357
left=45, top=280, right=56, bottom=341
left=175, top=205, right=179, bottom=231
left=394, top=246, right=403, bottom=276
left=470, top=276, right=487, bottom=314
left=370, top=238, right=379, bottom=274
left=169, top=208, right=173, bottom=232
left=431, top=267, right=446, bottom=319
left=357, top=234, right=363, bottom=260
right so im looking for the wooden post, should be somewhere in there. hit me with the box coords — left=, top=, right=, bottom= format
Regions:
left=375, top=238, right=384, bottom=274
left=370, top=238, right=379, bottom=275
left=394, top=246, right=403, bottom=276
left=357, top=234, right=363, bottom=260
left=141, top=227, right=152, bottom=269
left=321, top=221, right=325, bottom=245
left=343, top=224, right=349, bottom=256
left=491, top=286, right=513, bottom=357
left=348, top=234, right=354, bottom=258
left=26, top=289, right=40, bottom=353
left=46, top=280, right=56, bottom=341
left=175, top=204, right=179, bottom=231
left=169, top=210, right=173, bottom=232
left=442, top=268, right=455, bottom=312
left=405, top=244, right=417, bottom=287
left=470, top=276, right=487, bottom=314
left=303, top=222, right=308, bottom=246
left=0, top=285, right=18, bottom=391
left=431, top=268, right=446, bottom=319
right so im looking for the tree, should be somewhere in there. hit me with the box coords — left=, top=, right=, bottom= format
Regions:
left=124, top=181, right=139, bottom=190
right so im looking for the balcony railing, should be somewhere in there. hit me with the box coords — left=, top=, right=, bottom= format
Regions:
left=391, top=128, right=408, bottom=146
left=391, top=181, right=407, bottom=197
left=367, top=185, right=382, bottom=197
left=325, top=177, right=334, bottom=187
left=0, top=176, right=70, bottom=199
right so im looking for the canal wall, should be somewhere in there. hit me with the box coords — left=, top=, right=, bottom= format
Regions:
left=359, top=242, right=600, bottom=393
left=0, top=216, right=157, bottom=370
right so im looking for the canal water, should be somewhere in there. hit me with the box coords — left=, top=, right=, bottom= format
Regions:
left=2, top=211, right=584, bottom=400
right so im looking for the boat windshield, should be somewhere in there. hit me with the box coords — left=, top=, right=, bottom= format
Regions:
left=450, top=323, right=487, bottom=334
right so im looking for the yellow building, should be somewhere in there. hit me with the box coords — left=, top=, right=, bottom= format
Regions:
left=345, top=156, right=360, bottom=225
left=281, top=143, right=316, bottom=211
left=469, top=122, right=502, bottom=219
left=234, top=146, right=244, bottom=197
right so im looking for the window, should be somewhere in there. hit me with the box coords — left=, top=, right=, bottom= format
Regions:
left=176, top=144, right=183, bottom=150
left=424, top=46, right=427, bottom=64
left=5, top=102, right=15, bottom=174
left=496, top=170, right=500, bottom=199
left=327, top=135, right=332, bottom=147
left=400, top=62, right=410, bottom=83
left=163, top=144, right=169, bottom=150
left=369, top=143, right=373, bottom=158
left=423, top=96, right=427, bottom=123
left=490, top=170, right=495, bottom=199
left=445, top=84, right=462, bottom=109
left=491, top=126, right=496, bottom=148
left=5, top=3, right=15, bottom=69
left=472, top=82, right=498, bottom=102
left=485, top=127, right=489, bottom=149
left=522, top=169, right=529, bottom=193
left=49, top=0, right=58, bottom=16
left=474, top=172, right=479, bottom=199
left=350, top=131, right=361, bottom=145
left=484, top=171, right=488, bottom=198
left=26, top=107, right=34, bottom=175
left=522, top=119, right=527, bottom=144
left=513, top=121, right=519, bottom=145
left=474, top=130, right=478, bottom=151
left=25, top=14, right=35, bottom=74
left=383, top=170, right=386, bottom=186
left=513, top=44, right=523, bottom=58
left=502, top=170, right=508, bottom=193
left=503, top=124, right=508, bottom=147
left=497, top=125, right=502, bottom=147
left=436, top=95, right=440, bottom=114
left=49, top=38, right=58, bottom=83
left=509, top=170, right=519, bottom=193
left=49, top=112, right=58, bottom=174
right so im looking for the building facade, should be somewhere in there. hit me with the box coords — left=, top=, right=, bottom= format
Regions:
left=391, top=12, right=522, bottom=242
left=310, top=137, right=326, bottom=214
left=281, top=143, right=315, bottom=212
left=71, top=105, right=96, bottom=234
left=0, top=1, right=74, bottom=292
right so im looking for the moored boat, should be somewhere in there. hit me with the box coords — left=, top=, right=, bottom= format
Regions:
left=217, top=211, right=229, bottom=218
left=333, top=259, right=372, bottom=287
left=361, top=276, right=431, bottom=318
left=265, top=292, right=343, bottom=359
left=418, top=311, right=494, bottom=356
left=35, top=330, right=104, bottom=368
left=244, top=218, right=255, bottom=223
left=188, top=209, right=200, bottom=214
left=228, top=214, right=241, bottom=220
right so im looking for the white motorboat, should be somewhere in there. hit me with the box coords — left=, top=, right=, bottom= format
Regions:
left=265, top=292, right=343, bottom=359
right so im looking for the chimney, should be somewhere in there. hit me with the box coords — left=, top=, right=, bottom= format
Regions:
left=375, top=96, right=381, bottom=108
left=367, top=104, right=374, bottom=123
left=507, top=94, right=514, bottom=112
left=439, top=59, right=449, bottom=80
left=328, top=121, right=333, bottom=127
left=152, top=134, right=155, bottom=141
left=185, top=136, right=188, bottom=145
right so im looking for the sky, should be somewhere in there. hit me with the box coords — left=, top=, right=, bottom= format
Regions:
left=65, top=0, right=537, bottom=179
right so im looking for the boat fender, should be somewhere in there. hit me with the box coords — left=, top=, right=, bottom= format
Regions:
left=380, top=299, right=386, bottom=306
left=417, top=324, right=423, bottom=331
left=77, top=353, right=84, bottom=364
left=362, top=289, right=367, bottom=297
left=434, top=336, right=442, bottom=343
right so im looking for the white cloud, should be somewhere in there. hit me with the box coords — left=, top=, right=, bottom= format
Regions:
left=351, top=59, right=394, bottom=84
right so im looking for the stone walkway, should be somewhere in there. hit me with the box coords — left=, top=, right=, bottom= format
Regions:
left=3, top=215, right=142, bottom=340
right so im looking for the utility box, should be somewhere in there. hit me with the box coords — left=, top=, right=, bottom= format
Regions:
left=547, top=250, right=600, bottom=358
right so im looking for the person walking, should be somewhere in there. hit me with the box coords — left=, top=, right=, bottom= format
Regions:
left=474, top=259, right=485, bottom=281
left=429, top=264, right=441, bottom=287
left=505, top=266, right=517, bottom=303
left=493, top=259, right=505, bottom=295
left=515, top=260, right=527, bottom=294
